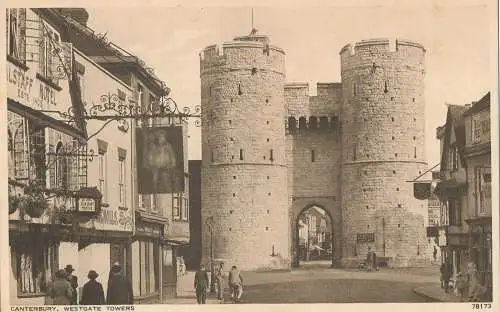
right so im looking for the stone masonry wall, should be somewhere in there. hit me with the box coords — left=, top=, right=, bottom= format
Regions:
left=200, top=36, right=290, bottom=270
left=340, top=39, right=432, bottom=267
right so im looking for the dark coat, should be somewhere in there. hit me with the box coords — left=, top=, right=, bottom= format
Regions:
left=107, top=273, right=133, bottom=304
left=194, top=270, right=209, bottom=290
left=440, top=263, right=452, bottom=280
left=80, top=279, right=105, bottom=305
left=48, top=277, right=74, bottom=305
left=66, top=275, right=78, bottom=304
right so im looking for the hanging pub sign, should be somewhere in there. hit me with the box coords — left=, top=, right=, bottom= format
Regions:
left=136, top=126, right=185, bottom=194
left=75, top=187, right=102, bottom=215
left=414, top=182, right=431, bottom=200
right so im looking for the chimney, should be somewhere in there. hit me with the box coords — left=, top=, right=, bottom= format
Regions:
left=58, top=8, right=89, bottom=26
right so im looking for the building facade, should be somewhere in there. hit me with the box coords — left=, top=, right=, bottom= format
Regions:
left=7, top=8, right=134, bottom=304
left=200, top=34, right=433, bottom=270
left=434, top=104, right=469, bottom=279
left=7, top=8, right=191, bottom=304
left=463, top=92, right=492, bottom=300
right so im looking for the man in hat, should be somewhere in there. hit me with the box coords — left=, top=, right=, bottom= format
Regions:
left=80, top=270, right=105, bottom=305
left=107, top=263, right=134, bottom=304
left=64, top=265, right=78, bottom=304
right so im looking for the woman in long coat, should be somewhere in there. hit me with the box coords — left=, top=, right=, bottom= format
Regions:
left=80, top=270, right=105, bottom=305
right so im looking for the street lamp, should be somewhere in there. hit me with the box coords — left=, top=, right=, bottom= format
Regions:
left=205, top=216, right=216, bottom=293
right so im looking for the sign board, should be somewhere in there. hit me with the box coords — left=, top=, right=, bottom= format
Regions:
left=7, top=61, right=59, bottom=109
left=75, top=187, right=102, bottom=214
left=357, top=232, right=375, bottom=243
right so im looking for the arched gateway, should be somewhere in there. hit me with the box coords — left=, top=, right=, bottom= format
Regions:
left=293, top=205, right=336, bottom=268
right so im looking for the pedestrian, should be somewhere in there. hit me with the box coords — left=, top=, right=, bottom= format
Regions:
left=228, top=265, right=244, bottom=303
left=433, top=246, right=438, bottom=261
left=107, top=263, right=134, bottom=304
left=216, top=262, right=227, bottom=304
left=467, top=262, right=486, bottom=302
left=48, top=269, right=74, bottom=305
left=194, top=264, right=209, bottom=304
left=372, top=249, right=378, bottom=271
left=80, top=270, right=105, bottom=305
left=440, top=260, right=452, bottom=293
left=64, top=265, right=78, bottom=305
left=366, top=247, right=373, bottom=272
left=455, top=272, right=468, bottom=301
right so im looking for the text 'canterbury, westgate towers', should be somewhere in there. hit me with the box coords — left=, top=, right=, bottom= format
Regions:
left=200, top=33, right=431, bottom=270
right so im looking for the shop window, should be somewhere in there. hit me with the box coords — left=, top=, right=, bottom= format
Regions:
left=138, top=241, right=159, bottom=296
left=173, top=195, right=181, bottom=220
left=119, top=156, right=126, bottom=207
left=14, top=241, right=59, bottom=296
left=448, top=199, right=462, bottom=226
left=182, top=198, right=189, bottom=221
left=475, top=167, right=491, bottom=215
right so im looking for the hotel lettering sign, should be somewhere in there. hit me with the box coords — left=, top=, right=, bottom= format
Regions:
left=7, top=61, right=58, bottom=109
left=136, top=222, right=162, bottom=237
left=356, top=232, right=375, bottom=243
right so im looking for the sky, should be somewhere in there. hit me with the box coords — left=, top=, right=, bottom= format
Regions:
left=86, top=0, right=496, bottom=167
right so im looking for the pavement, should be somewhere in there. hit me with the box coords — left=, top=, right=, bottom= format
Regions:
left=162, top=265, right=448, bottom=304
left=413, top=284, right=461, bottom=302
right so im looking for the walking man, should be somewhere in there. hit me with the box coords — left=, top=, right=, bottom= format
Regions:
left=366, top=248, right=373, bottom=272
left=194, top=264, right=209, bottom=304
left=228, top=265, right=244, bottom=303
left=216, top=262, right=227, bottom=304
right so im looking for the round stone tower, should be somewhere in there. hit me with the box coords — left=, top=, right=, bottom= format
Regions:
left=199, top=34, right=290, bottom=270
left=339, top=39, right=431, bottom=267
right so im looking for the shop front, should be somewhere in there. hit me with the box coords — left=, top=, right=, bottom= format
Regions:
left=466, top=218, right=492, bottom=300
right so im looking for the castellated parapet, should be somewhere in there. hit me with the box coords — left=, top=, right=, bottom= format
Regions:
left=200, top=34, right=290, bottom=270
left=339, top=38, right=430, bottom=267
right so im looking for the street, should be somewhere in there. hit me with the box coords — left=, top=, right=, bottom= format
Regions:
left=173, top=266, right=440, bottom=304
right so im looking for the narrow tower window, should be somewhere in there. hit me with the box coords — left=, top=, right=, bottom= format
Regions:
left=353, top=82, right=357, bottom=96
left=240, top=149, right=244, bottom=160
left=211, top=150, right=214, bottom=162
left=270, top=149, right=274, bottom=161
left=252, top=67, right=257, bottom=75
left=353, top=146, right=357, bottom=161
left=238, top=83, right=243, bottom=95
left=384, top=81, right=388, bottom=93
left=414, top=147, right=417, bottom=158
left=311, top=150, right=315, bottom=162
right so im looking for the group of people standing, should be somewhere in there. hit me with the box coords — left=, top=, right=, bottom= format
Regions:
left=440, top=260, right=487, bottom=302
left=194, top=263, right=244, bottom=304
left=48, top=263, right=133, bottom=305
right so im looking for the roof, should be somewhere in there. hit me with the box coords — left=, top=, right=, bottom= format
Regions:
left=440, top=104, right=467, bottom=168
left=463, top=92, right=490, bottom=116
left=47, top=9, right=168, bottom=95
